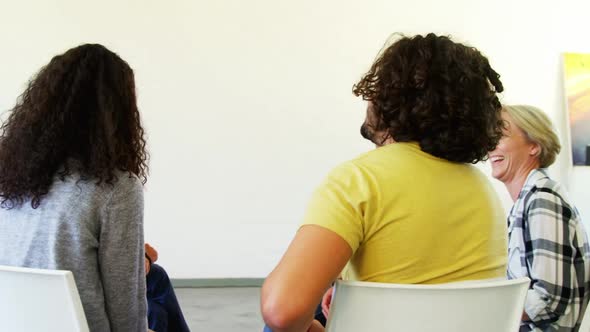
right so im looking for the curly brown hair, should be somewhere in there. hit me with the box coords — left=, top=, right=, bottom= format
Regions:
left=353, top=33, right=504, bottom=163
left=0, top=44, right=148, bottom=208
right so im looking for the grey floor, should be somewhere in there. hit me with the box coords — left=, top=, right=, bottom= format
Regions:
left=176, top=287, right=265, bottom=331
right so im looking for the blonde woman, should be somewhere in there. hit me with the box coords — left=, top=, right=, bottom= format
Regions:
left=489, top=105, right=590, bottom=331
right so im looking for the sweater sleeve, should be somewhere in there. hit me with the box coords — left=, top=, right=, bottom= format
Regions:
left=98, top=175, right=147, bottom=332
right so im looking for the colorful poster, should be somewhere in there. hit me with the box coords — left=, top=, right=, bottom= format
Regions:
left=564, top=53, right=590, bottom=165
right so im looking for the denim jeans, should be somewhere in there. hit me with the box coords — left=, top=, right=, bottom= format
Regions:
left=147, top=264, right=190, bottom=332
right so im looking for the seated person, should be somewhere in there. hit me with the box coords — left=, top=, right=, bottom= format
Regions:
left=489, top=105, right=590, bottom=331
left=0, top=44, right=148, bottom=331
left=144, top=243, right=190, bottom=332
left=261, top=33, right=508, bottom=332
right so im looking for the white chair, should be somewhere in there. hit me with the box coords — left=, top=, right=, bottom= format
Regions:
left=0, top=265, right=89, bottom=332
left=579, top=302, right=590, bottom=332
left=325, top=277, right=530, bottom=332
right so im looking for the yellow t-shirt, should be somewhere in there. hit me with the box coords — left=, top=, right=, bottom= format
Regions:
left=302, top=142, right=507, bottom=284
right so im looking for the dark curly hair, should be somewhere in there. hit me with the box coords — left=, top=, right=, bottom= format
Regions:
left=353, top=33, right=504, bottom=163
left=0, top=43, right=148, bottom=208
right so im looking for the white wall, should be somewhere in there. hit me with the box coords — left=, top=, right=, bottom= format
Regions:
left=1, top=0, right=589, bottom=278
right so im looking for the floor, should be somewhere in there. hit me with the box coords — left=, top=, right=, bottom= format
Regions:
left=176, top=287, right=265, bottom=331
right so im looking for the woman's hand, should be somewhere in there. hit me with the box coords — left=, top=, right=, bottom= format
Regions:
left=144, top=243, right=158, bottom=275
left=307, top=319, right=325, bottom=332
left=145, top=243, right=158, bottom=262
left=321, top=286, right=334, bottom=319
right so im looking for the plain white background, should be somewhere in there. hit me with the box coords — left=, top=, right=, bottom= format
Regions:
left=1, top=0, right=589, bottom=278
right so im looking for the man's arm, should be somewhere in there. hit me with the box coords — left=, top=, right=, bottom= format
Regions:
left=261, top=225, right=352, bottom=332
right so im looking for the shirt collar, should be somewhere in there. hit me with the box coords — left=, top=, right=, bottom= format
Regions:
left=520, top=168, right=549, bottom=195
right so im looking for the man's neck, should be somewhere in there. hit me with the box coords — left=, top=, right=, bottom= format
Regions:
left=375, top=136, right=395, bottom=148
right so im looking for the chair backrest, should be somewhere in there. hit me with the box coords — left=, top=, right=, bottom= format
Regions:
left=579, top=301, right=590, bottom=331
left=325, top=277, right=530, bottom=332
left=0, top=265, right=90, bottom=332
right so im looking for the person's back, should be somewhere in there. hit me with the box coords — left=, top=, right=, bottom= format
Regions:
left=262, top=33, right=508, bottom=332
left=0, top=171, right=145, bottom=331
left=305, top=142, right=506, bottom=284
left=0, top=43, right=149, bottom=332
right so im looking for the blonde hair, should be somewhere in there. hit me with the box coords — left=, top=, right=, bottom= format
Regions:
left=503, top=105, right=561, bottom=168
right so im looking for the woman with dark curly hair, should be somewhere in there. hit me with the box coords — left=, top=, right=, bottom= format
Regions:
left=0, top=44, right=149, bottom=331
left=262, top=33, right=507, bottom=332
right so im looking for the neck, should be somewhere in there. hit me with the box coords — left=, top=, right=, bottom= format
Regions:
left=504, top=164, right=539, bottom=201
left=375, top=136, right=395, bottom=148
left=506, top=177, right=527, bottom=202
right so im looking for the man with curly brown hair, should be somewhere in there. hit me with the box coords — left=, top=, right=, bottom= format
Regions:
left=261, top=33, right=508, bottom=332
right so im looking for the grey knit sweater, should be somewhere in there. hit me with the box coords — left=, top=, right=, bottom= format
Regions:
left=0, top=172, right=147, bottom=332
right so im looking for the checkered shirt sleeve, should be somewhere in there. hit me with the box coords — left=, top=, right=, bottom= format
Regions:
left=508, top=169, right=590, bottom=331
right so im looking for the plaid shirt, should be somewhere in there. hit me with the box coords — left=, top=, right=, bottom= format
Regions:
left=507, top=169, right=590, bottom=331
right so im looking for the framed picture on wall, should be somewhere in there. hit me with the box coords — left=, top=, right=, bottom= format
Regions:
left=563, top=53, right=590, bottom=166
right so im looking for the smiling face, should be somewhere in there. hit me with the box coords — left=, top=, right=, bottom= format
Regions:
left=489, top=112, right=540, bottom=184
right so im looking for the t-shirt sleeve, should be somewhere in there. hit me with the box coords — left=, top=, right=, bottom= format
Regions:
left=301, top=161, right=367, bottom=253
